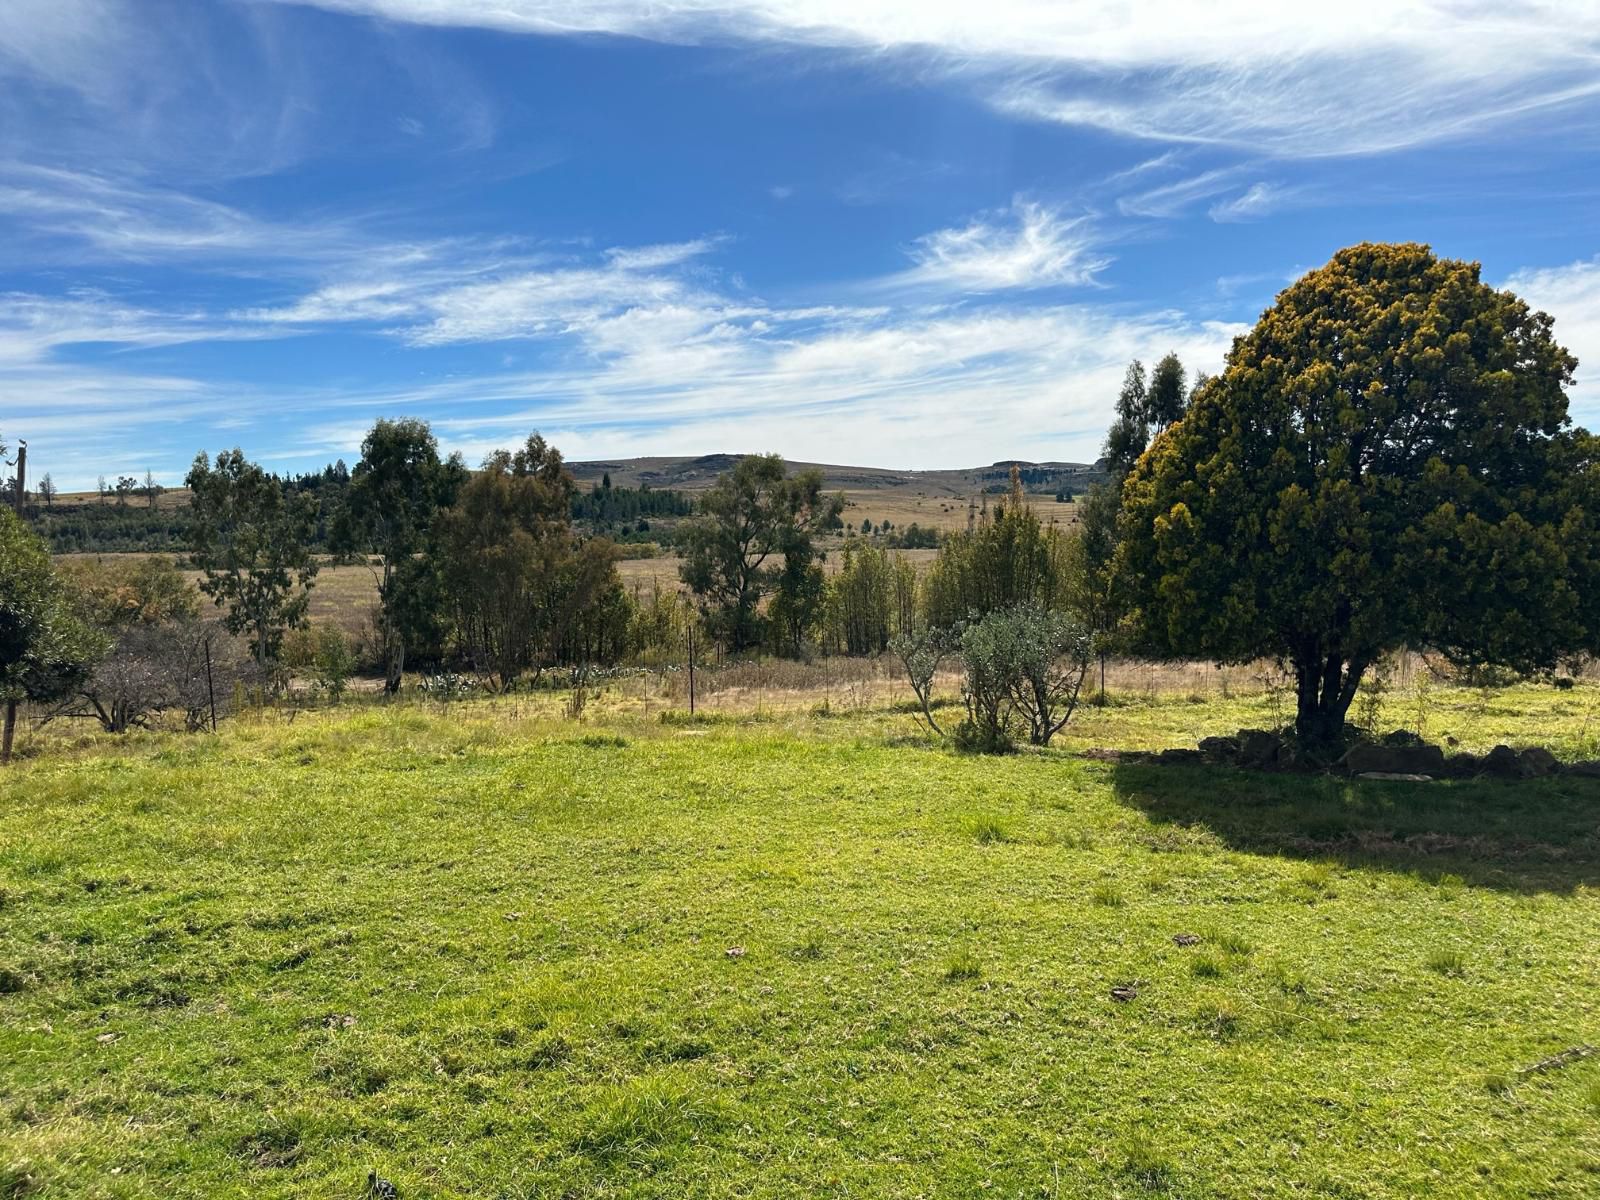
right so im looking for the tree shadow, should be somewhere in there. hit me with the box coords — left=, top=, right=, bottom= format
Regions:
left=1106, top=761, right=1600, bottom=894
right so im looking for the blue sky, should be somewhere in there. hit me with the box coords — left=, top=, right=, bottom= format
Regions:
left=2, top=1, right=1599, bottom=489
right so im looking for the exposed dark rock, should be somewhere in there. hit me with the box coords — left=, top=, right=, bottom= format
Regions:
left=1443, top=753, right=1481, bottom=778
left=1519, top=747, right=1561, bottom=777
left=1481, top=745, right=1526, bottom=777
left=1567, top=760, right=1600, bottom=778
left=1341, top=742, right=1445, bottom=776
left=1197, top=735, right=1239, bottom=760
left=1381, top=728, right=1426, bottom=747
left=1156, top=748, right=1204, bottom=766
left=1236, top=729, right=1283, bottom=768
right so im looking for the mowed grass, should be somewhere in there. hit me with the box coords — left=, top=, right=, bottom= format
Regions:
left=3, top=703, right=1600, bottom=1198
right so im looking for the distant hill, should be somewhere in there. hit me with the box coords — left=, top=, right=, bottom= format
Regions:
left=567, top=455, right=1104, bottom=496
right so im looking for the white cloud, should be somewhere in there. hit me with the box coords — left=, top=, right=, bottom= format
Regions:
left=1117, top=167, right=1241, bottom=218
left=0, top=164, right=370, bottom=265
left=1208, top=182, right=1297, bottom=223
left=0, top=1, right=502, bottom=182
left=1504, top=255, right=1600, bottom=421
left=0, top=291, right=288, bottom=365
left=891, top=199, right=1108, bottom=292
left=264, top=1, right=1600, bottom=158
left=603, top=238, right=722, bottom=271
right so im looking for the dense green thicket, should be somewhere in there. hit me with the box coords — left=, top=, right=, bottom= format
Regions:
left=26, top=503, right=196, bottom=553
left=922, top=471, right=1076, bottom=629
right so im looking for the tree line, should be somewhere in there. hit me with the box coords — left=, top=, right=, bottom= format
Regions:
left=14, top=457, right=695, bottom=555
left=5, top=242, right=1598, bottom=759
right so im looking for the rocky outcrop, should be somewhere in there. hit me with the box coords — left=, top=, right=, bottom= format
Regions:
left=1153, top=728, right=1589, bottom=781
left=1340, top=741, right=1446, bottom=776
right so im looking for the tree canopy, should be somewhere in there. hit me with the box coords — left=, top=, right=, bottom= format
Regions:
left=186, top=449, right=320, bottom=670
left=0, top=509, right=98, bottom=761
left=678, top=454, right=843, bottom=651
left=334, top=419, right=466, bottom=692
left=1118, top=241, right=1599, bottom=744
left=435, top=434, right=620, bottom=689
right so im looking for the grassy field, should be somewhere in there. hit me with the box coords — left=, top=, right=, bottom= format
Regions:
left=3, top=682, right=1600, bottom=1198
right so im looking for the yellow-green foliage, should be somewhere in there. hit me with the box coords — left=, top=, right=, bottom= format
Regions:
left=1119, top=242, right=1600, bottom=741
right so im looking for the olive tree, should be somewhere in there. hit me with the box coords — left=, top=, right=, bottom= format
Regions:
left=957, top=605, right=1092, bottom=750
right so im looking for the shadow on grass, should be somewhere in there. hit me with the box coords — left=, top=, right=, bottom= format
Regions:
left=1107, top=762, right=1600, bottom=894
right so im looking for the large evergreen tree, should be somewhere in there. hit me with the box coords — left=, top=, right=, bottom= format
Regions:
left=1119, top=242, right=1600, bottom=744
left=435, top=434, right=619, bottom=689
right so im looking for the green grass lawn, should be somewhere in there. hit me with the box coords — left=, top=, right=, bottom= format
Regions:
left=3, top=699, right=1600, bottom=1198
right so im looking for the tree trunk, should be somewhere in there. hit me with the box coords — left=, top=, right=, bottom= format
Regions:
left=1, top=700, right=16, bottom=765
left=1292, top=651, right=1366, bottom=746
left=385, top=632, right=405, bottom=694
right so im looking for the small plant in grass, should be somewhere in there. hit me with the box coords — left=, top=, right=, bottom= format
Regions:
left=1190, top=952, right=1225, bottom=979
left=1280, top=863, right=1338, bottom=904
left=1268, top=961, right=1309, bottom=995
left=1355, top=656, right=1394, bottom=736
left=571, top=1074, right=721, bottom=1159
left=891, top=624, right=960, bottom=735
left=1196, top=998, right=1242, bottom=1039
left=1427, top=948, right=1467, bottom=977
left=1213, top=930, right=1254, bottom=956
left=311, top=627, right=355, bottom=700
left=1118, top=1133, right=1175, bottom=1192
left=966, top=815, right=1011, bottom=845
left=0, top=1160, right=41, bottom=1198
left=1091, top=882, right=1125, bottom=908
left=1483, top=1072, right=1515, bottom=1097
left=943, top=950, right=982, bottom=982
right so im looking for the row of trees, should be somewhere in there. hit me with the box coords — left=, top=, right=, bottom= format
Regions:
left=8, top=243, right=1596, bottom=756
left=182, top=423, right=639, bottom=695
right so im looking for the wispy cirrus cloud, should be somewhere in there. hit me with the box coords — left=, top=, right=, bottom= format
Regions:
left=263, top=1, right=1600, bottom=158
left=887, top=199, right=1108, bottom=293
left=0, top=164, right=372, bottom=266
left=1207, top=182, right=1299, bottom=223
left=0, top=1, right=500, bottom=182
left=1116, top=168, right=1242, bottom=219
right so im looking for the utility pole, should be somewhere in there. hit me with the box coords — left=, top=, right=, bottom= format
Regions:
left=687, top=622, right=696, bottom=716
left=204, top=634, right=218, bottom=733
left=2, top=441, right=25, bottom=764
